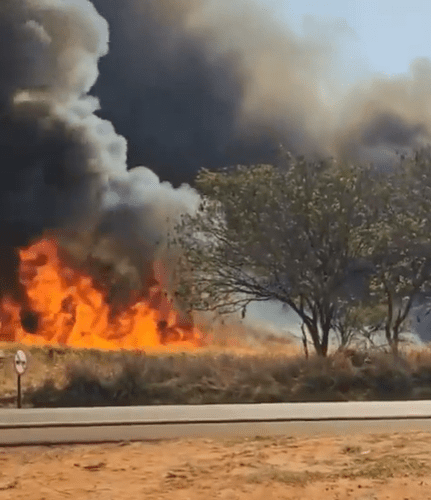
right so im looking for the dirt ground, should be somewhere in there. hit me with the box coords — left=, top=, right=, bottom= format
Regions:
left=1, top=431, right=431, bottom=500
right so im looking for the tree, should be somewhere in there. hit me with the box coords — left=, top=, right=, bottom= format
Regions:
left=172, top=154, right=379, bottom=356
left=364, top=149, right=431, bottom=354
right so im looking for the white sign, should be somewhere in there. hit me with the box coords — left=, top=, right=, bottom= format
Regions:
left=14, top=350, right=27, bottom=375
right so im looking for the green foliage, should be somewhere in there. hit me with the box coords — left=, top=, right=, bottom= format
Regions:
left=173, top=148, right=431, bottom=356
left=364, top=149, right=431, bottom=352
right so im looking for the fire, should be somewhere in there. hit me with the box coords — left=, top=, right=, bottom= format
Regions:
left=0, top=238, right=202, bottom=351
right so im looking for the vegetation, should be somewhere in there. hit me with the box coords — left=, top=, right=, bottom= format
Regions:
left=1, top=345, right=431, bottom=407
left=3, top=153, right=431, bottom=406
left=367, top=152, right=431, bottom=352
left=173, top=149, right=431, bottom=355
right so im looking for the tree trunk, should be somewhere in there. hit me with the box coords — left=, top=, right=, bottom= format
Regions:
left=321, top=316, right=331, bottom=357
left=321, top=328, right=330, bottom=357
left=384, top=285, right=394, bottom=350
left=305, top=322, right=325, bottom=356
left=391, top=325, right=400, bottom=356
left=301, top=323, right=309, bottom=359
left=385, top=324, right=393, bottom=347
left=391, top=338, right=399, bottom=356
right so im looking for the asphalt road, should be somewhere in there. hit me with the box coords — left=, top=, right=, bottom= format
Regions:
left=2, top=401, right=431, bottom=445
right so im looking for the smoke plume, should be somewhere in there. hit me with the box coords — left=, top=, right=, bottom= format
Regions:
left=89, top=0, right=331, bottom=184
left=89, top=0, right=431, bottom=181
left=1, top=0, right=431, bottom=321
left=0, top=0, right=199, bottom=314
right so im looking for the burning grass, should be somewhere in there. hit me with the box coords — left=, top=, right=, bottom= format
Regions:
left=0, top=238, right=203, bottom=351
left=2, top=343, right=431, bottom=407
left=5, top=236, right=431, bottom=409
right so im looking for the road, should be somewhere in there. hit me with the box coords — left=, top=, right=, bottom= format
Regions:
left=2, top=401, right=431, bottom=445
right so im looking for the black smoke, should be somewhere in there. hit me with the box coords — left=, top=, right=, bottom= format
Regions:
left=89, top=0, right=329, bottom=185
left=0, top=0, right=106, bottom=301
left=0, top=0, right=199, bottom=317
left=88, top=0, right=431, bottom=184
left=1, top=0, right=431, bottom=323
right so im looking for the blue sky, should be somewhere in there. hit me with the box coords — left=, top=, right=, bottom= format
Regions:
left=255, top=0, right=431, bottom=81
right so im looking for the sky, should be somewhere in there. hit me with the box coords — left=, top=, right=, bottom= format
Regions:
left=245, top=0, right=431, bottom=342
left=255, top=0, right=431, bottom=82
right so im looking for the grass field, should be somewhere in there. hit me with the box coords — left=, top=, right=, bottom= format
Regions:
left=1, top=338, right=431, bottom=407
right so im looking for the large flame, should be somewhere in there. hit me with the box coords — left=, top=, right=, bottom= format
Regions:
left=0, top=238, right=202, bottom=351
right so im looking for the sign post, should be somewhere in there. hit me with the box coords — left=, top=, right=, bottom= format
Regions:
left=14, top=350, right=27, bottom=409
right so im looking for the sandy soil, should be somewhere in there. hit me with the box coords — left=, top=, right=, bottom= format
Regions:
left=1, top=431, right=431, bottom=500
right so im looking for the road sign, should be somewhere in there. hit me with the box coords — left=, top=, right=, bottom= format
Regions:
left=14, top=350, right=27, bottom=375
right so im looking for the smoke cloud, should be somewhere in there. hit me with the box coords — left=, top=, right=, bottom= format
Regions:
left=89, top=0, right=431, bottom=181
left=0, top=0, right=199, bottom=313
left=333, top=58, right=431, bottom=165
left=89, top=0, right=332, bottom=184
left=1, top=0, right=431, bottom=321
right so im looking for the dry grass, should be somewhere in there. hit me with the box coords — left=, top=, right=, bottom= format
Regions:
left=1, top=342, right=431, bottom=407
left=246, top=466, right=326, bottom=487
left=339, top=454, right=429, bottom=480
left=246, top=454, right=430, bottom=487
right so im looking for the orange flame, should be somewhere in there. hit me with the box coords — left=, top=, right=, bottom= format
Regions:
left=0, top=238, right=202, bottom=351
